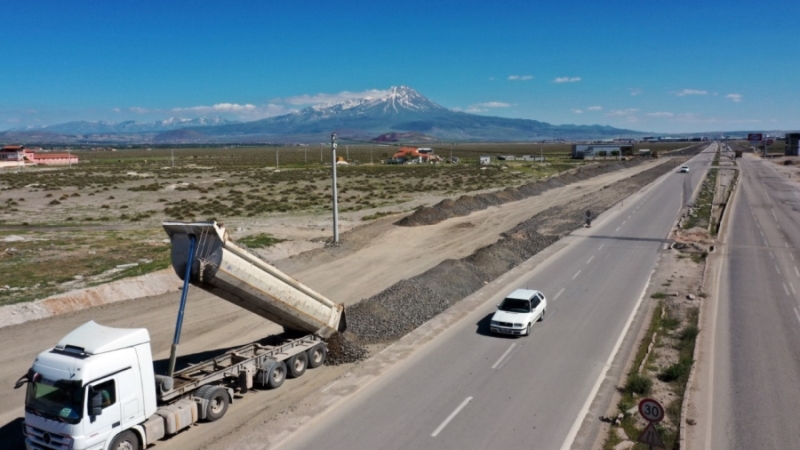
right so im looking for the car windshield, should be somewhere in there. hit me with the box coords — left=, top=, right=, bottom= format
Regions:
left=499, top=298, right=531, bottom=313
left=25, top=377, right=84, bottom=424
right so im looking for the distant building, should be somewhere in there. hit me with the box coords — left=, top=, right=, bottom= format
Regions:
left=571, top=144, right=633, bottom=159
left=0, top=145, right=78, bottom=166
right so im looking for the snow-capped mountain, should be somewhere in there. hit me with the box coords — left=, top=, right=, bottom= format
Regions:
left=1, top=87, right=642, bottom=143
left=308, top=86, right=447, bottom=116
left=36, top=117, right=237, bottom=134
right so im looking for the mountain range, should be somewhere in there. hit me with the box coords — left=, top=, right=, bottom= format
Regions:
left=2, top=87, right=644, bottom=144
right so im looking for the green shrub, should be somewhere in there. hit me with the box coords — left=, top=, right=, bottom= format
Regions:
left=625, top=373, right=652, bottom=395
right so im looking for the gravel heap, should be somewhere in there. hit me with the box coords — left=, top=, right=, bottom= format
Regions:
left=396, top=159, right=645, bottom=227
left=330, top=159, right=681, bottom=356
left=324, top=332, right=369, bottom=366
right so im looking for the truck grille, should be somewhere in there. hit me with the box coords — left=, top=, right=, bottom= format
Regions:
left=25, top=425, right=69, bottom=450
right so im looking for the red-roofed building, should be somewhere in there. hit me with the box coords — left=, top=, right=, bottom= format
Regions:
left=0, top=145, right=78, bottom=166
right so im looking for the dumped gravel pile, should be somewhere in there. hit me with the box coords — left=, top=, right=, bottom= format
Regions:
left=397, top=159, right=645, bottom=227
left=324, top=332, right=369, bottom=366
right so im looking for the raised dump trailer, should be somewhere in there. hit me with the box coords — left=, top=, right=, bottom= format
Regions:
left=163, top=221, right=345, bottom=338
left=17, top=221, right=345, bottom=450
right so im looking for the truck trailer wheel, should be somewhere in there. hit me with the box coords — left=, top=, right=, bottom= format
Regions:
left=288, top=352, right=308, bottom=378
left=267, top=361, right=287, bottom=389
left=197, top=385, right=229, bottom=422
left=110, top=430, right=140, bottom=450
left=307, top=344, right=327, bottom=368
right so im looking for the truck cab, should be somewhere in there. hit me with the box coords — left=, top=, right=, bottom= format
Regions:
left=21, top=321, right=156, bottom=450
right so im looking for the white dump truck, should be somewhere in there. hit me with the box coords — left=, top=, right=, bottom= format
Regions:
left=16, top=221, right=346, bottom=450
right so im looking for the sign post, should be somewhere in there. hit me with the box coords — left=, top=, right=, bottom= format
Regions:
left=637, top=398, right=666, bottom=449
left=748, top=133, right=765, bottom=157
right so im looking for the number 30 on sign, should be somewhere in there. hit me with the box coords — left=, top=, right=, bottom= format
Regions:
left=638, top=398, right=665, bottom=423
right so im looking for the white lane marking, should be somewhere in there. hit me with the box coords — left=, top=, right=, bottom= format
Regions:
left=560, top=267, right=657, bottom=450
left=795, top=308, right=800, bottom=325
left=784, top=283, right=791, bottom=296
left=776, top=265, right=781, bottom=275
left=760, top=230, right=765, bottom=238
left=627, top=215, right=632, bottom=220
left=790, top=283, right=796, bottom=295
left=492, top=343, right=517, bottom=369
left=572, top=270, right=581, bottom=280
left=795, top=266, right=800, bottom=277
left=622, top=220, right=627, bottom=225
left=599, top=244, right=605, bottom=250
left=786, top=242, right=790, bottom=248
left=790, top=253, right=795, bottom=261
left=769, top=251, right=775, bottom=259
left=615, top=227, right=620, bottom=232
left=756, top=221, right=761, bottom=229
left=554, top=288, right=565, bottom=301
left=431, top=397, right=472, bottom=437
left=586, top=256, right=594, bottom=264
left=772, top=209, right=777, bottom=221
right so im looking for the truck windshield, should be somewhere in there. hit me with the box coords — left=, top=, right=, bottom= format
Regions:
left=25, top=377, right=84, bottom=424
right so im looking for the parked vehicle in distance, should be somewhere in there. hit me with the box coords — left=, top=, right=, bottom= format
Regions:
left=680, top=165, right=690, bottom=173
left=490, top=289, right=547, bottom=336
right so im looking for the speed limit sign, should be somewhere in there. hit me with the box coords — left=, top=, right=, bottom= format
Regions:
left=638, top=398, right=665, bottom=423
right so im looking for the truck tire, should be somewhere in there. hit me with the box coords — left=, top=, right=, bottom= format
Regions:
left=267, top=361, right=287, bottom=389
left=307, top=344, right=327, bottom=368
left=197, top=385, right=229, bottom=422
left=109, top=430, right=140, bottom=450
left=287, top=352, right=308, bottom=378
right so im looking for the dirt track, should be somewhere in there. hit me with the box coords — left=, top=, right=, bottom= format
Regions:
left=0, top=158, right=676, bottom=449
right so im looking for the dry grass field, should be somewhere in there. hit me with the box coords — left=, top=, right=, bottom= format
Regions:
left=0, top=143, right=688, bottom=306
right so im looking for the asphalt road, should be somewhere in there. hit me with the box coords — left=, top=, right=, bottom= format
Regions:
left=704, top=151, right=800, bottom=449
left=278, top=147, right=716, bottom=450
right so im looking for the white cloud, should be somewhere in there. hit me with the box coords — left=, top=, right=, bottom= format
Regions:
left=572, top=109, right=583, bottom=114
left=647, top=112, right=675, bottom=117
left=465, top=107, right=485, bottom=113
left=173, top=103, right=258, bottom=113
left=726, top=93, right=743, bottom=102
left=129, top=107, right=150, bottom=114
left=112, top=108, right=121, bottom=113
left=476, top=101, right=512, bottom=108
left=675, top=89, right=708, bottom=97
left=554, top=77, right=581, bottom=83
left=280, top=89, right=389, bottom=105
left=508, top=75, right=533, bottom=81
left=606, top=108, right=640, bottom=117
left=629, top=88, right=643, bottom=96
left=587, top=106, right=602, bottom=111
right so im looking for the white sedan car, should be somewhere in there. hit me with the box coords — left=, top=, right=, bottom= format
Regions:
left=490, top=289, right=547, bottom=336
left=680, top=165, right=690, bottom=173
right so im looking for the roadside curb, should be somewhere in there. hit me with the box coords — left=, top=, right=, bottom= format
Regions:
left=0, top=268, right=179, bottom=329
left=679, top=146, right=741, bottom=449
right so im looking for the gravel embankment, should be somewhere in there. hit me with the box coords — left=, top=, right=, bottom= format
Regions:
left=396, top=159, right=646, bottom=227
left=326, top=159, right=681, bottom=364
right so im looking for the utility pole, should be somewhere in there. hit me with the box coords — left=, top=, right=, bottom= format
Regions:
left=171, top=148, right=174, bottom=168
left=304, top=146, right=307, bottom=164
left=330, top=133, right=340, bottom=244
left=276, top=148, right=279, bottom=170
left=320, top=143, right=323, bottom=163
left=370, top=144, right=373, bottom=164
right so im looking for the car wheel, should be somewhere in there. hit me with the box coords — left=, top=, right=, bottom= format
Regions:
left=539, top=308, right=546, bottom=322
left=526, top=323, right=532, bottom=336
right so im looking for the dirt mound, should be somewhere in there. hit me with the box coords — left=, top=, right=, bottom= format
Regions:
left=324, top=332, right=369, bottom=366
left=397, top=159, right=645, bottom=227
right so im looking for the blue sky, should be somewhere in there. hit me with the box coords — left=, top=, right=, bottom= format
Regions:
left=2, top=0, right=798, bottom=134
